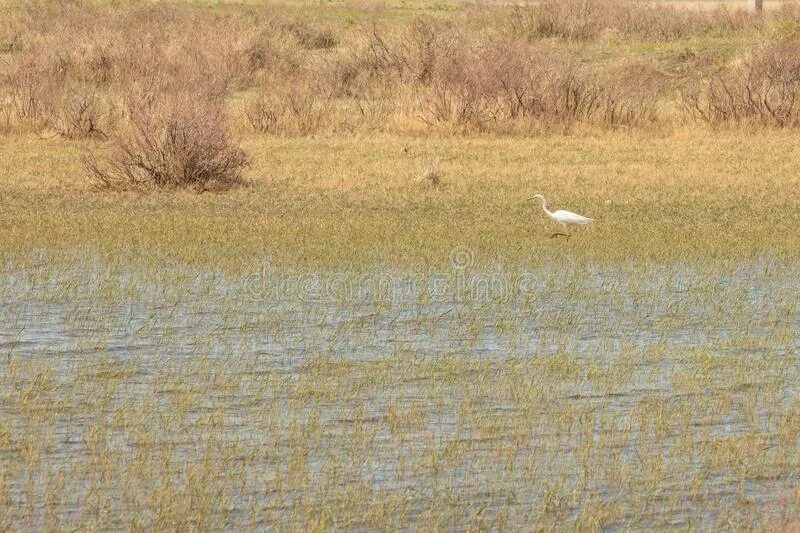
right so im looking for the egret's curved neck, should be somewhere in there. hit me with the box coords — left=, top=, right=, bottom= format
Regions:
left=537, top=197, right=552, bottom=217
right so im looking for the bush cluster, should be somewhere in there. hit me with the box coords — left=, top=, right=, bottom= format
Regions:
left=3, top=1, right=800, bottom=188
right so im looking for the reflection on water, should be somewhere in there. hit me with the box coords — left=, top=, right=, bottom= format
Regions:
left=0, top=252, right=799, bottom=529
left=2, top=255, right=798, bottom=365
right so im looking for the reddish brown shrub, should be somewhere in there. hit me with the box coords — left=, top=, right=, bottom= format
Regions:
left=355, top=18, right=462, bottom=85
left=245, top=68, right=335, bottom=135
left=419, top=45, right=497, bottom=129
left=85, top=89, right=247, bottom=191
left=507, top=0, right=758, bottom=42
left=5, top=52, right=64, bottom=123
left=482, top=44, right=602, bottom=125
left=683, top=41, right=800, bottom=126
left=0, top=91, right=12, bottom=131
left=284, top=18, right=338, bottom=50
left=353, top=88, right=396, bottom=128
left=45, top=84, right=113, bottom=139
left=597, top=60, right=667, bottom=126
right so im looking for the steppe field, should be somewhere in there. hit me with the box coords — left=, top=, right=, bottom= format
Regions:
left=2, top=0, right=800, bottom=530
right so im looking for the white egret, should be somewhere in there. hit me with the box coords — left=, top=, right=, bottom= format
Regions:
left=528, top=194, right=593, bottom=238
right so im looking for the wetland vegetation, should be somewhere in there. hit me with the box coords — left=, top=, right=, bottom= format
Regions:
left=1, top=0, right=800, bottom=530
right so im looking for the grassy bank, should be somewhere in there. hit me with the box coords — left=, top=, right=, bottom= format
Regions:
left=2, top=130, right=800, bottom=270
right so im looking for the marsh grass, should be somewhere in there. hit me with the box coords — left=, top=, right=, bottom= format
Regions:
left=1, top=125, right=788, bottom=524
left=84, top=89, right=248, bottom=191
left=0, top=253, right=799, bottom=529
left=2, top=1, right=800, bottom=530
left=2, top=130, right=800, bottom=269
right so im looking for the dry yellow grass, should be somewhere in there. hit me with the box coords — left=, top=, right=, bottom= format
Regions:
left=2, top=130, right=800, bottom=270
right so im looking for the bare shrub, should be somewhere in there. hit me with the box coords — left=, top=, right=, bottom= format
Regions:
left=522, top=0, right=601, bottom=41
left=489, top=47, right=665, bottom=127
left=416, top=39, right=535, bottom=128
left=235, top=29, right=303, bottom=86
left=683, top=41, right=800, bottom=127
left=401, top=18, right=454, bottom=84
left=317, top=48, right=398, bottom=127
left=245, top=73, right=333, bottom=135
left=245, top=87, right=332, bottom=135
left=477, top=40, right=531, bottom=122
left=188, top=17, right=305, bottom=92
left=536, top=63, right=603, bottom=125
left=354, top=18, right=462, bottom=85
left=245, top=91, right=281, bottom=134
left=14, top=0, right=800, bottom=141
left=44, top=84, right=114, bottom=139
left=0, top=9, right=23, bottom=54
left=421, top=80, right=484, bottom=127
left=47, top=6, right=267, bottom=94
left=357, top=25, right=406, bottom=81
left=419, top=49, right=496, bottom=129
left=416, top=40, right=659, bottom=130
left=5, top=52, right=65, bottom=123
left=612, top=3, right=755, bottom=41
left=310, top=52, right=370, bottom=99
left=481, top=41, right=606, bottom=125
left=278, top=88, right=332, bottom=134
left=0, top=94, right=12, bottom=131
left=43, top=32, right=121, bottom=86
left=353, top=89, right=396, bottom=129
left=86, top=89, right=247, bottom=191
left=494, top=50, right=602, bottom=126
left=507, top=0, right=758, bottom=42
left=597, top=60, right=667, bottom=126
left=769, top=4, right=800, bottom=41
left=284, top=18, right=338, bottom=50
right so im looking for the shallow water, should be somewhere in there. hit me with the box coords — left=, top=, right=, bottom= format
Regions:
left=1, top=252, right=799, bottom=529
left=3, top=255, right=798, bottom=363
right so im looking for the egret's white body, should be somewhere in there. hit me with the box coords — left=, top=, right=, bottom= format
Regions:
left=528, top=194, right=592, bottom=237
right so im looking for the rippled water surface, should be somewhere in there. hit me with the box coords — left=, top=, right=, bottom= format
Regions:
left=1, top=253, right=799, bottom=529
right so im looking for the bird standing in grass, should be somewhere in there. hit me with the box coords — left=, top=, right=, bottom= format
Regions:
left=528, top=194, right=593, bottom=238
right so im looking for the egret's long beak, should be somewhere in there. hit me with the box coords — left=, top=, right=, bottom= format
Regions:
left=527, top=196, right=536, bottom=201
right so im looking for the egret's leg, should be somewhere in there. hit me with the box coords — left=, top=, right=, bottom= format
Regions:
left=550, top=223, right=570, bottom=239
